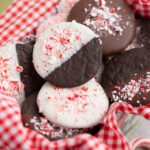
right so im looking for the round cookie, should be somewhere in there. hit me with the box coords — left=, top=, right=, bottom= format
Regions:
left=33, top=22, right=102, bottom=88
left=37, top=79, right=109, bottom=128
left=67, top=0, right=136, bottom=56
left=21, top=92, right=102, bottom=141
left=36, top=13, right=66, bottom=37
left=101, top=47, right=150, bottom=107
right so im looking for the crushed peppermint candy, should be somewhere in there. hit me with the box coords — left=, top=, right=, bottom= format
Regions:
left=84, top=0, right=123, bottom=36
left=0, top=44, right=25, bottom=104
left=111, top=72, right=150, bottom=104
left=0, top=56, right=24, bottom=95
left=28, top=116, right=88, bottom=139
left=41, top=23, right=83, bottom=67
left=47, top=85, right=91, bottom=114
left=16, top=66, right=23, bottom=72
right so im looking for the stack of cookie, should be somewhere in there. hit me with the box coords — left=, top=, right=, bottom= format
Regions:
left=22, top=21, right=109, bottom=141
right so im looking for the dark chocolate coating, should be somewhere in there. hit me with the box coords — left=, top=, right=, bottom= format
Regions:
left=101, top=47, right=150, bottom=107
left=21, top=92, right=101, bottom=141
left=16, top=42, right=45, bottom=97
left=136, top=16, right=150, bottom=49
left=46, top=38, right=102, bottom=88
left=67, top=0, right=136, bottom=56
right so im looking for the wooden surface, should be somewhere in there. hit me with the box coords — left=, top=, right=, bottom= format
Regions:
left=0, top=0, right=13, bottom=14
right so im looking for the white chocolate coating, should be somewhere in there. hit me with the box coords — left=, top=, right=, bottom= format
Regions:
left=37, top=79, right=109, bottom=128
left=0, top=44, right=24, bottom=104
left=33, top=22, right=96, bottom=78
left=36, top=13, right=66, bottom=38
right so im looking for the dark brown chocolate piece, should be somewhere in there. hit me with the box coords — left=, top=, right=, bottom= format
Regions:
left=46, top=38, right=102, bottom=88
left=67, top=0, right=136, bottom=56
left=21, top=92, right=101, bottom=141
left=136, top=16, right=150, bottom=49
left=16, top=43, right=44, bottom=97
left=101, top=48, right=150, bottom=107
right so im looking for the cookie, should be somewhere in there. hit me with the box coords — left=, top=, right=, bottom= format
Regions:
left=67, top=0, right=136, bottom=56
left=36, top=13, right=66, bottom=37
left=16, top=41, right=45, bottom=98
left=37, top=79, right=109, bottom=128
left=21, top=92, right=102, bottom=141
left=33, top=22, right=102, bottom=88
left=101, top=47, right=150, bottom=107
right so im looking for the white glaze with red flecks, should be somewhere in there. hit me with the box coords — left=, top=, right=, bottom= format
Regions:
left=37, top=78, right=109, bottom=128
left=33, top=21, right=96, bottom=78
left=0, top=44, right=24, bottom=104
left=36, top=13, right=66, bottom=38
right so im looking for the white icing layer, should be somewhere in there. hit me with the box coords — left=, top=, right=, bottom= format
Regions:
left=33, top=22, right=96, bottom=78
left=36, top=13, right=66, bottom=38
left=37, top=79, right=109, bottom=128
left=0, top=44, right=24, bottom=104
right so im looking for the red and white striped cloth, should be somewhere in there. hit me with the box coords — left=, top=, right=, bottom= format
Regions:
left=0, top=0, right=150, bottom=150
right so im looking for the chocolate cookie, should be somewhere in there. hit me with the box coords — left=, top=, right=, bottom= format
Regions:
left=21, top=92, right=101, bottom=141
left=101, top=47, right=150, bottom=107
left=33, top=22, right=102, bottom=88
left=67, top=0, right=136, bottom=56
left=16, top=39, right=45, bottom=97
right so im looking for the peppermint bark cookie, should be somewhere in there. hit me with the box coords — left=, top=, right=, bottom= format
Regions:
left=37, top=79, right=109, bottom=128
left=33, top=22, right=102, bottom=87
left=21, top=86, right=105, bottom=141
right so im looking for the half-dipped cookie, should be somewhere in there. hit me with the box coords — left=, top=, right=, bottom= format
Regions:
left=33, top=22, right=102, bottom=88
left=101, top=47, right=150, bottom=107
left=67, top=0, right=136, bottom=56
left=37, top=79, right=109, bottom=128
